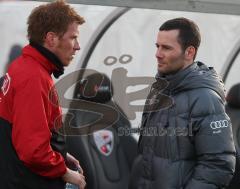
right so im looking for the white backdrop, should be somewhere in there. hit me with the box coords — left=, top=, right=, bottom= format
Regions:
left=1, top=1, right=240, bottom=132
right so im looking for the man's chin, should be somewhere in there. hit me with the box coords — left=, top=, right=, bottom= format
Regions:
left=157, top=67, right=165, bottom=74
left=62, top=61, right=71, bottom=67
left=158, top=67, right=172, bottom=76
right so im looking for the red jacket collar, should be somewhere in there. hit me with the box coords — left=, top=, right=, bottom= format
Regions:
left=22, top=45, right=58, bottom=75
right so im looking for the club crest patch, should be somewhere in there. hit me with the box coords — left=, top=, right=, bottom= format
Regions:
left=1, top=73, right=11, bottom=96
left=93, top=130, right=114, bottom=156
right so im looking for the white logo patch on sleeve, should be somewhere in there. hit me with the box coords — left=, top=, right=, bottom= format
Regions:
left=210, top=120, right=229, bottom=134
left=1, top=73, right=11, bottom=96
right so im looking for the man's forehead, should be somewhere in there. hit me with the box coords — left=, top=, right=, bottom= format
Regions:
left=64, top=22, right=80, bottom=34
left=158, top=29, right=179, bottom=37
left=157, top=30, right=180, bottom=43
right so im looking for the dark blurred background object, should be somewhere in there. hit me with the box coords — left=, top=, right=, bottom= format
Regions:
left=4, top=44, right=22, bottom=73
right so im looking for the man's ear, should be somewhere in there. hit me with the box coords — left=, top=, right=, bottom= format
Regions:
left=185, top=46, right=196, bottom=60
left=44, top=32, right=58, bottom=47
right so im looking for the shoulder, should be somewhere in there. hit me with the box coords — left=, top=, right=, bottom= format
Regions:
left=9, top=56, right=52, bottom=88
left=187, top=88, right=225, bottom=117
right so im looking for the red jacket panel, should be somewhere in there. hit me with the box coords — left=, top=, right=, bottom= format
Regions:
left=0, top=45, right=67, bottom=178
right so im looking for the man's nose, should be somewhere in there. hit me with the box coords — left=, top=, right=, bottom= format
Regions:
left=155, top=48, right=163, bottom=58
left=74, top=40, right=80, bottom=51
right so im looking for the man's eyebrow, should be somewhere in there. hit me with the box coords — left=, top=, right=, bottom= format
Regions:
left=162, top=44, right=173, bottom=49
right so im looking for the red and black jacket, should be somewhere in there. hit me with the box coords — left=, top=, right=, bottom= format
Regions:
left=0, top=44, right=67, bottom=189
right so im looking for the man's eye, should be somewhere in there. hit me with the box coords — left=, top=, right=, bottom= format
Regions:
left=163, top=46, right=171, bottom=50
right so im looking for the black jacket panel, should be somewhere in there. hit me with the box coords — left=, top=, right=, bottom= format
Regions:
left=0, top=118, right=65, bottom=189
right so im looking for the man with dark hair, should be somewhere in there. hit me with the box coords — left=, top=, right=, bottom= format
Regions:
left=0, top=1, right=86, bottom=188
left=129, top=17, right=236, bottom=189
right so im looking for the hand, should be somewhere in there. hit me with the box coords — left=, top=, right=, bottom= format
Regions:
left=66, top=153, right=83, bottom=174
left=62, top=168, right=86, bottom=189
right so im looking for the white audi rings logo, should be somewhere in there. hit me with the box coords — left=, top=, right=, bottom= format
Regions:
left=210, top=120, right=229, bottom=130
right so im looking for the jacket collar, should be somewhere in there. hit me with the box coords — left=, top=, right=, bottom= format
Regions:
left=155, top=62, right=197, bottom=94
left=22, top=42, right=64, bottom=78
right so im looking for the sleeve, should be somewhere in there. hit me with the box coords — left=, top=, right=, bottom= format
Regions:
left=184, top=90, right=236, bottom=189
left=12, top=76, right=67, bottom=178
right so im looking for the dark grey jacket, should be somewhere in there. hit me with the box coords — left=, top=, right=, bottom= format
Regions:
left=129, top=62, right=236, bottom=189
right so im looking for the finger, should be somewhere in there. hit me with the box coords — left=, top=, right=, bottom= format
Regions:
left=80, top=175, right=86, bottom=183
left=79, top=174, right=85, bottom=180
left=77, top=165, right=84, bottom=174
left=74, top=159, right=79, bottom=165
left=80, top=182, right=86, bottom=189
left=80, top=181, right=86, bottom=189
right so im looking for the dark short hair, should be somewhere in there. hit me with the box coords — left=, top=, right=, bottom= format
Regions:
left=27, top=0, right=85, bottom=45
left=159, top=17, right=201, bottom=54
